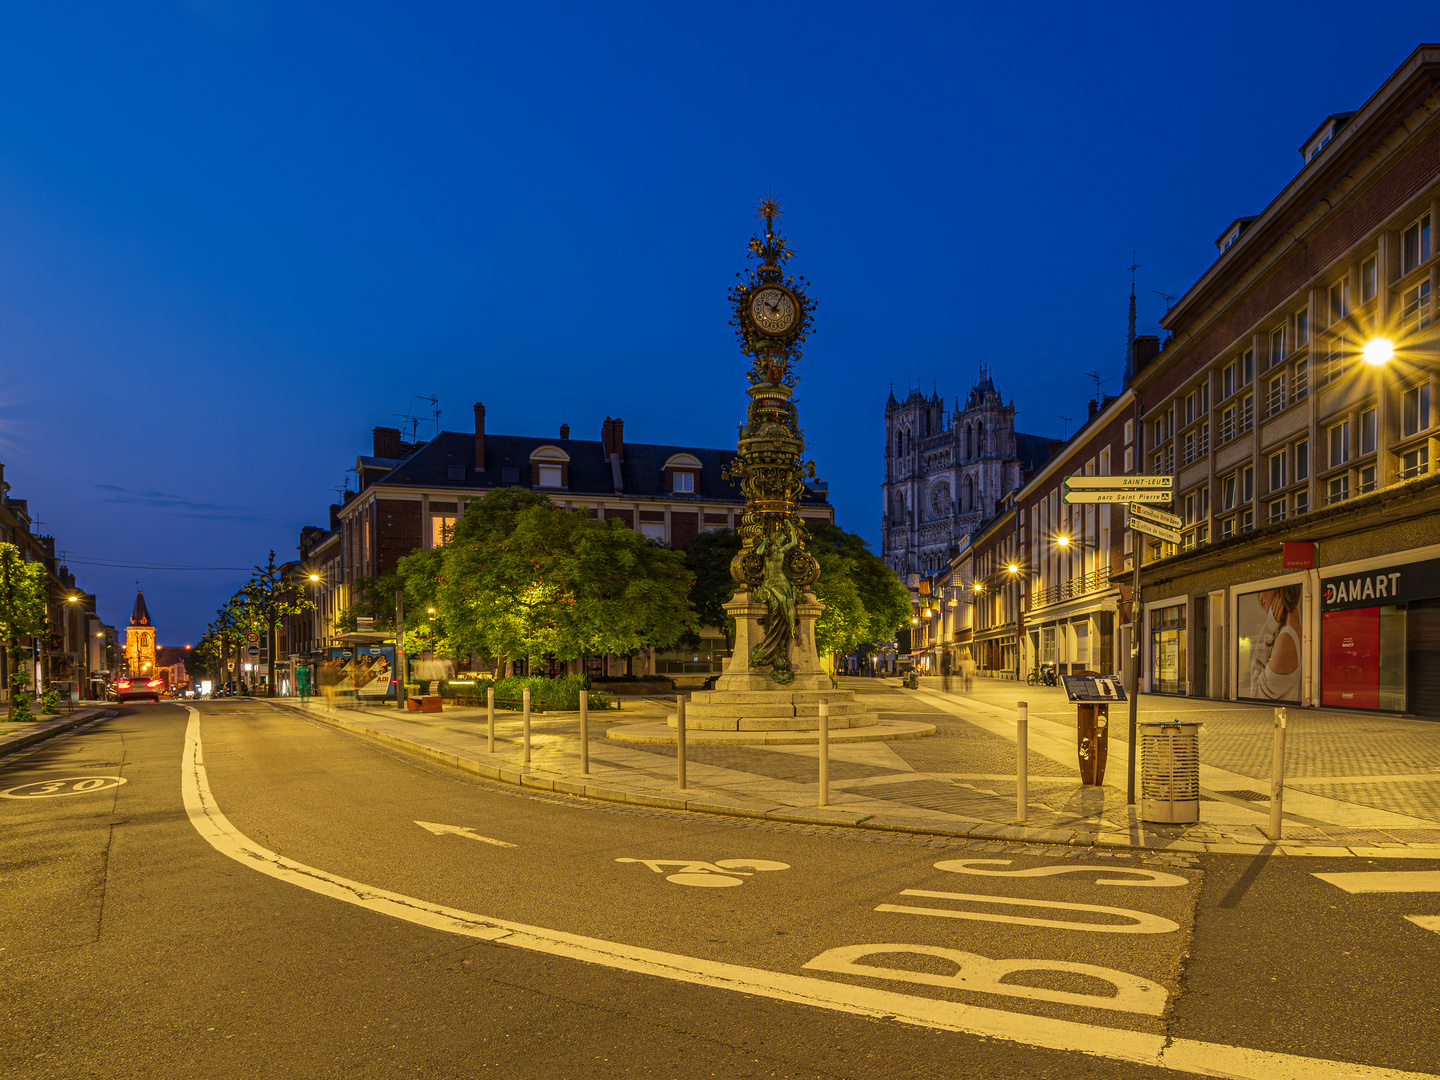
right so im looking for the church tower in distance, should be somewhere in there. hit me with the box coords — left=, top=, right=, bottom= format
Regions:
left=125, top=588, right=157, bottom=678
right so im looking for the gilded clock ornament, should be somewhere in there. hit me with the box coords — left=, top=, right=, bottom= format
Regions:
left=748, top=286, right=797, bottom=336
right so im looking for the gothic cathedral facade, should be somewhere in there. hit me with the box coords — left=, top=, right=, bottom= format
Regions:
left=882, top=369, right=1053, bottom=577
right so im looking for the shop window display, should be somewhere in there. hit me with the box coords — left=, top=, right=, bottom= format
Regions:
left=1237, top=585, right=1304, bottom=703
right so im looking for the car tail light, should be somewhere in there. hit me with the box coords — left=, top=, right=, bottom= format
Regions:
left=117, top=680, right=131, bottom=689
left=146, top=679, right=162, bottom=688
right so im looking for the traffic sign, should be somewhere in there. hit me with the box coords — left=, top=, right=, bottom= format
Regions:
left=247, top=646, right=261, bottom=657
left=1129, top=516, right=1183, bottom=544
left=1063, top=475, right=1173, bottom=491
left=245, top=631, right=260, bottom=645
left=1062, top=489, right=1175, bottom=504
left=1129, top=503, right=1184, bottom=530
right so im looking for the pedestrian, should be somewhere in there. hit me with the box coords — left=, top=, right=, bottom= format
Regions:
left=296, top=663, right=312, bottom=703
left=319, top=659, right=339, bottom=707
left=961, top=649, right=975, bottom=694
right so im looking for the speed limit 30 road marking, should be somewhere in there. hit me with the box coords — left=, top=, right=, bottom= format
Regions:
left=1, top=776, right=127, bottom=799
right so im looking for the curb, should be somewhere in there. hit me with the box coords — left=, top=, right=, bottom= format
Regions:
left=0, top=709, right=114, bottom=757
left=267, top=701, right=1440, bottom=860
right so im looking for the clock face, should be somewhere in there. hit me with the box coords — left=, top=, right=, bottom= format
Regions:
left=749, top=287, right=797, bottom=336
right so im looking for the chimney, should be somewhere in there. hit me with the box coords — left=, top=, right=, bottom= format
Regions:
left=559, top=423, right=570, bottom=440
left=329, top=504, right=342, bottom=532
left=1088, top=398, right=1099, bottom=420
left=474, top=402, right=486, bottom=472
left=601, top=416, right=625, bottom=461
left=372, top=426, right=402, bottom=459
left=1133, top=335, right=1161, bottom=374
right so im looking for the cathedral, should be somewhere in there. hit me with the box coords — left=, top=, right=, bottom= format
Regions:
left=882, top=367, right=1054, bottom=578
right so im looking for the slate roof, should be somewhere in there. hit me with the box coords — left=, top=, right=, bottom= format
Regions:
left=369, top=431, right=831, bottom=508
left=1015, top=432, right=1057, bottom=474
left=130, top=590, right=152, bottom=627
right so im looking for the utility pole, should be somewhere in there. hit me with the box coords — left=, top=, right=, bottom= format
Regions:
left=395, top=589, right=405, bottom=710
left=1127, top=396, right=1144, bottom=805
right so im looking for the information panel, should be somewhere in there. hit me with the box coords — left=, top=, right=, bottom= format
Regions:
left=1060, top=674, right=1127, bottom=702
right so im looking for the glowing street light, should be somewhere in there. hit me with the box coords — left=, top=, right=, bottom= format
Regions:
left=1364, top=337, right=1395, bottom=366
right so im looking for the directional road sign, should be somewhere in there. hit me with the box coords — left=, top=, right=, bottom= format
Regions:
left=1129, top=516, right=1183, bottom=544
left=1063, top=475, right=1173, bottom=491
left=1063, top=489, right=1176, bottom=505
left=1129, top=503, right=1184, bottom=530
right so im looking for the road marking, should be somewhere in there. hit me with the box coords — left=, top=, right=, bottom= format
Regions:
left=933, top=859, right=1188, bottom=888
left=616, top=858, right=791, bottom=887
left=414, top=821, right=516, bottom=847
left=878, top=890, right=1180, bottom=934
left=1, top=776, right=127, bottom=799
left=803, top=944, right=1168, bottom=1015
left=179, top=708, right=1438, bottom=1080
left=1313, top=871, right=1440, bottom=893
left=1407, top=917, right=1440, bottom=935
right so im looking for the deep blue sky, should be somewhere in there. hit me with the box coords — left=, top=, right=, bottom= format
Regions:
left=0, top=3, right=1429, bottom=643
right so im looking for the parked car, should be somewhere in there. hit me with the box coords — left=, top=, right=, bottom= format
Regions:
left=114, top=676, right=163, bottom=703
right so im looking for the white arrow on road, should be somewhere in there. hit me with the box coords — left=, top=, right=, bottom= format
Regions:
left=1314, top=870, right=1440, bottom=936
left=414, top=821, right=516, bottom=847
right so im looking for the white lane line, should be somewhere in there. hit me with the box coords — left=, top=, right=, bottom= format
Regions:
left=181, top=708, right=1439, bottom=1080
left=1314, top=871, right=1440, bottom=894
left=414, top=821, right=517, bottom=847
left=1407, top=917, right=1440, bottom=936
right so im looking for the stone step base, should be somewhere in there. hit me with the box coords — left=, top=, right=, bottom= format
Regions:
left=686, top=701, right=868, bottom=720
left=672, top=712, right=880, bottom=732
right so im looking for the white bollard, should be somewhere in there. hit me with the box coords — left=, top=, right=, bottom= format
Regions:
left=522, top=687, right=531, bottom=765
left=818, top=698, right=830, bottom=807
left=1270, top=707, right=1287, bottom=840
left=676, top=696, right=687, bottom=791
left=580, top=684, right=589, bottom=776
left=487, top=686, right=496, bottom=754
left=1017, top=701, right=1028, bottom=825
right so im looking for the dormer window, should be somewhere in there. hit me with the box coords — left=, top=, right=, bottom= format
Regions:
left=528, top=444, right=571, bottom=489
left=662, top=452, right=703, bottom=495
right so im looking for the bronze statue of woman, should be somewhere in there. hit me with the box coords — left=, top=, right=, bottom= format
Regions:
left=749, top=520, right=800, bottom=682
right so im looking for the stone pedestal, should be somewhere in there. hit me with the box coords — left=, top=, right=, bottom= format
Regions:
left=674, top=589, right=881, bottom=733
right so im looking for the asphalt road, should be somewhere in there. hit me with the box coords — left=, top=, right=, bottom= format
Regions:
left=2, top=701, right=1437, bottom=1079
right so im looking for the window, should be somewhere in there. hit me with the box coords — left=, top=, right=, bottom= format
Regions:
left=1295, top=305, right=1309, bottom=347
left=1270, top=326, right=1286, bottom=365
left=1239, top=508, right=1254, bottom=532
left=446, top=464, right=466, bottom=481
left=1241, top=465, right=1253, bottom=505
left=1221, top=473, right=1236, bottom=511
left=1198, top=484, right=1210, bottom=519
left=1268, top=498, right=1287, bottom=524
left=1222, top=363, right=1237, bottom=400
left=1124, top=447, right=1134, bottom=472
left=431, top=514, right=456, bottom=547
left=1294, top=489, right=1309, bottom=515
left=1401, top=445, right=1430, bottom=479
left=1185, top=392, right=1197, bottom=426
left=1330, top=277, right=1350, bottom=324
left=1295, top=439, right=1309, bottom=482
left=1099, top=446, right=1111, bottom=474
left=1327, top=475, right=1350, bottom=505
left=1242, top=350, right=1254, bottom=385
left=537, top=464, right=563, bottom=488
left=1319, top=334, right=1347, bottom=386
left=1401, top=280, right=1432, bottom=331
left=1196, top=421, right=1209, bottom=457
left=1182, top=430, right=1196, bottom=466
left=1269, top=449, right=1287, bottom=492
left=1240, top=393, right=1254, bottom=434
left=1361, top=256, right=1377, bottom=304
left=1359, top=464, right=1377, bottom=494
left=1403, top=383, right=1430, bottom=438
left=1124, top=419, right=1134, bottom=445
left=1183, top=492, right=1197, bottom=526
left=1220, top=515, right=1235, bottom=539
left=673, top=471, right=695, bottom=493
left=1329, top=421, right=1350, bottom=467
left=1403, top=213, right=1432, bottom=274
left=1268, top=373, right=1287, bottom=416
left=1359, top=409, right=1377, bottom=456
left=1153, top=450, right=1166, bottom=474
left=1220, top=403, right=1237, bottom=443
left=1294, top=357, right=1309, bottom=401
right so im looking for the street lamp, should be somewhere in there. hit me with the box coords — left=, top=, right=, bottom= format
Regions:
left=1363, top=336, right=1395, bottom=366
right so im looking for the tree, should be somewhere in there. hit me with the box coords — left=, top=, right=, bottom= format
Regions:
left=436, top=489, right=696, bottom=673
left=683, top=528, right=741, bottom=646
left=803, top=522, right=911, bottom=660
left=0, top=543, right=48, bottom=718
left=244, top=551, right=316, bottom=696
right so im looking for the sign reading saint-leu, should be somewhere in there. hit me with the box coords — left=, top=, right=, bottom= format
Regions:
left=724, top=194, right=821, bottom=685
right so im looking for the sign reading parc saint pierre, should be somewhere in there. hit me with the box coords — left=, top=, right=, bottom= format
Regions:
left=1321, top=557, right=1440, bottom=611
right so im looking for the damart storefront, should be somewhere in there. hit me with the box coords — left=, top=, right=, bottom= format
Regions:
left=1320, top=554, right=1440, bottom=717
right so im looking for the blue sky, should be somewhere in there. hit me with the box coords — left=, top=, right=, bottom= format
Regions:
left=0, top=2, right=1430, bottom=643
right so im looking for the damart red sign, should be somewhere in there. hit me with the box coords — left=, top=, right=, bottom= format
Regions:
left=1321, top=557, right=1440, bottom=612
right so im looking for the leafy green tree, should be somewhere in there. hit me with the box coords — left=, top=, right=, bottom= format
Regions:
left=0, top=543, right=48, bottom=718
left=803, top=522, right=911, bottom=659
left=436, top=489, right=696, bottom=673
left=682, top=528, right=741, bottom=646
left=243, top=551, right=316, bottom=696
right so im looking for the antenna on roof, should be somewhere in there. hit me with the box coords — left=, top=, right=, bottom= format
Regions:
left=418, top=395, right=440, bottom=436
left=392, top=407, right=420, bottom=443
left=1056, top=414, right=1073, bottom=438
left=1151, top=289, right=1176, bottom=314
left=1082, top=370, right=1113, bottom=401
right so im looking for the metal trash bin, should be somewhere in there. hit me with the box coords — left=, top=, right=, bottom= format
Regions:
left=1139, top=720, right=1201, bottom=823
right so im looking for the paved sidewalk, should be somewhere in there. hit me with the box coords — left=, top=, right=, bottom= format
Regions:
left=0, top=708, right=113, bottom=758
left=263, top=680, right=1440, bottom=860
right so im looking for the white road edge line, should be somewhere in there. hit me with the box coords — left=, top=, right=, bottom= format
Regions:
left=181, top=707, right=1437, bottom=1080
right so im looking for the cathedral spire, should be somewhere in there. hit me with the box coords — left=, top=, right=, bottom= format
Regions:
left=130, top=587, right=151, bottom=627
left=1123, top=255, right=1139, bottom=386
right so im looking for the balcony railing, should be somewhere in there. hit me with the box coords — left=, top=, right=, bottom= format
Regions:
left=1031, top=567, right=1111, bottom=608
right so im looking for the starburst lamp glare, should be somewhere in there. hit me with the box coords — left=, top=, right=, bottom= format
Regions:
left=1364, top=337, right=1395, bottom=366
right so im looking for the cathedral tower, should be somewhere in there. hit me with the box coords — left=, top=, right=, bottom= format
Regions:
left=124, top=588, right=157, bottom=678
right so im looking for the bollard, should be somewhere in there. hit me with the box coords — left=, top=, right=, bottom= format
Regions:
left=487, top=686, right=496, bottom=754
left=1269, top=707, right=1287, bottom=840
left=580, top=686, right=589, bottom=776
left=1017, top=701, right=1028, bottom=825
left=818, top=698, right=830, bottom=807
left=676, top=696, right=687, bottom=791
left=522, top=687, right=531, bottom=765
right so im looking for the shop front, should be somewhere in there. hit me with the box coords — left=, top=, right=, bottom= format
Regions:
left=1147, top=602, right=1187, bottom=695
left=1320, top=555, right=1440, bottom=717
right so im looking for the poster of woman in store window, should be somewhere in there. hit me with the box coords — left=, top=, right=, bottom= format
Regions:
left=1237, top=585, right=1304, bottom=702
